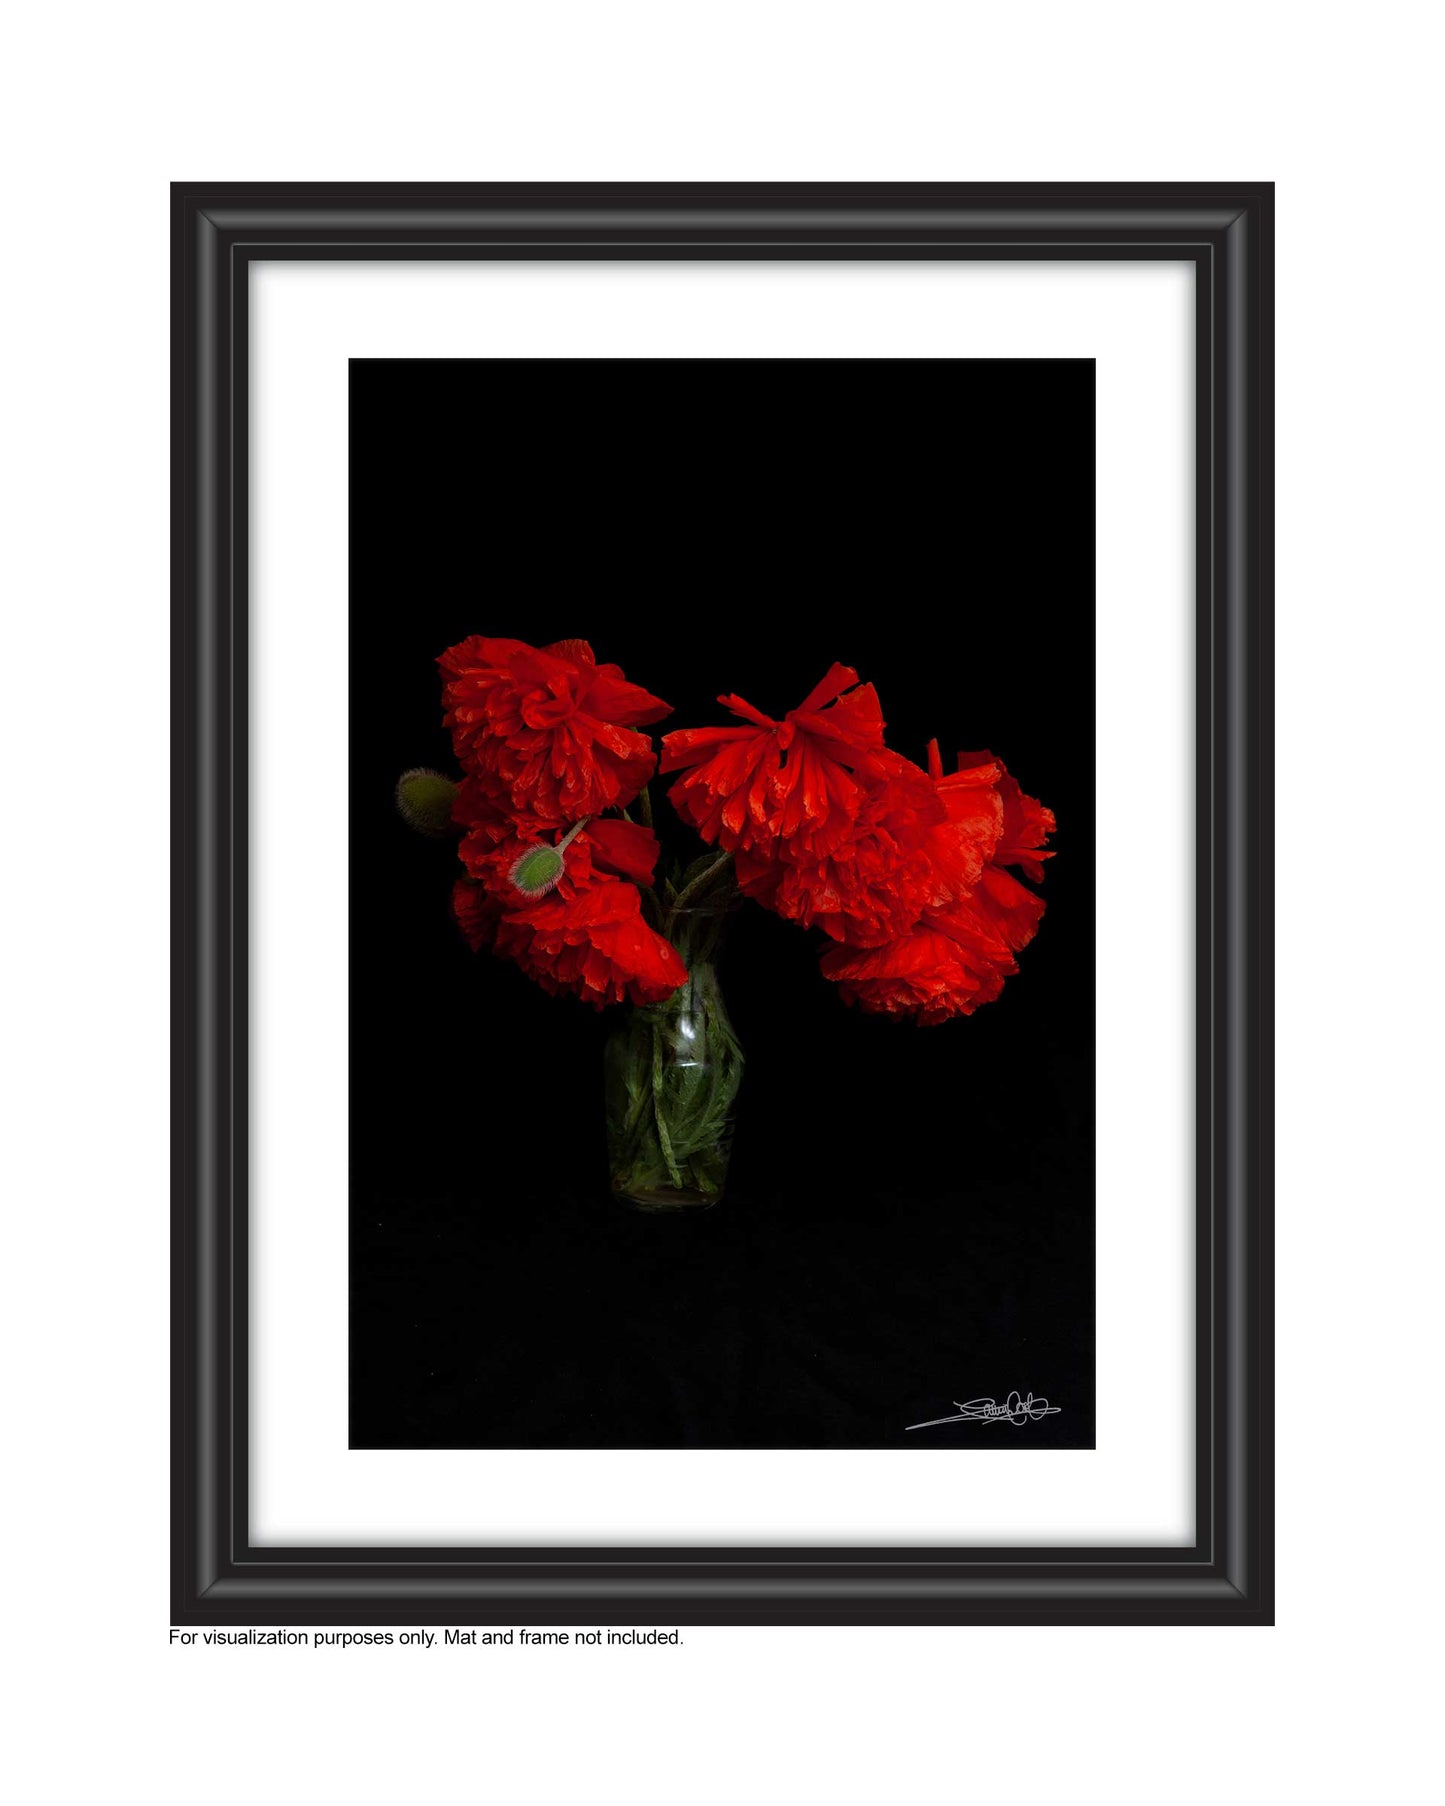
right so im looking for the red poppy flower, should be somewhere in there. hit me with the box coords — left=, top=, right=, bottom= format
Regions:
left=919, top=743, right=1056, bottom=901
left=988, top=760, right=1056, bottom=883
left=918, top=741, right=1006, bottom=906
left=453, top=818, right=685, bottom=1008
left=660, top=663, right=889, bottom=859
left=439, top=635, right=670, bottom=826
left=818, top=919, right=1012, bottom=1024
left=450, top=772, right=550, bottom=851
left=822, top=749, right=1055, bottom=1022
left=735, top=750, right=946, bottom=946
left=819, top=880, right=1046, bottom=1023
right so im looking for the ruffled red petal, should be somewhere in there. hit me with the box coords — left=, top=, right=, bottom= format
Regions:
left=819, top=924, right=1007, bottom=1024
left=439, top=635, right=670, bottom=825
left=452, top=877, right=502, bottom=952
left=457, top=828, right=683, bottom=1009
left=451, top=772, right=552, bottom=855
left=660, top=665, right=888, bottom=859
left=818, top=745, right=1054, bottom=1020
left=579, top=817, right=662, bottom=885
left=739, top=749, right=945, bottom=946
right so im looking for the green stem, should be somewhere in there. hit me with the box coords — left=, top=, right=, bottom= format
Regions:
left=664, top=850, right=733, bottom=941
left=650, top=1022, right=683, bottom=1188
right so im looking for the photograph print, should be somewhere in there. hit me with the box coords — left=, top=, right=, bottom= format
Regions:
left=348, top=355, right=1095, bottom=1452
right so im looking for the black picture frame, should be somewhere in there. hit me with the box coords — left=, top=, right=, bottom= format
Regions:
left=173, top=181, right=1273, bottom=1626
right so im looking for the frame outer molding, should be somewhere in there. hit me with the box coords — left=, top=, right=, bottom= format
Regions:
left=172, top=183, right=1273, bottom=1626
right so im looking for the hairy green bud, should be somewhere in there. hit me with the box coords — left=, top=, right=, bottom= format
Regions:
left=395, top=768, right=458, bottom=837
left=506, top=818, right=591, bottom=899
left=509, top=843, right=566, bottom=896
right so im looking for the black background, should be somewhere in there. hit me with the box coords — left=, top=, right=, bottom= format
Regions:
left=349, top=358, right=1094, bottom=1450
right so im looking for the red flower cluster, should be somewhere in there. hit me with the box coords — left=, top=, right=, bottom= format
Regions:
left=662, top=673, right=1054, bottom=1023
left=433, top=637, right=1053, bottom=1024
left=440, top=635, right=685, bottom=1009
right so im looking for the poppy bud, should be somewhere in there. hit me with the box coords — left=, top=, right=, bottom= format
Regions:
left=395, top=768, right=458, bottom=837
left=509, top=843, right=566, bottom=896
left=507, top=816, right=591, bottom=899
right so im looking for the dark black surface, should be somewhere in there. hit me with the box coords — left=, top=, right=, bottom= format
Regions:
left=349, top=357, right=1095, bottom=1449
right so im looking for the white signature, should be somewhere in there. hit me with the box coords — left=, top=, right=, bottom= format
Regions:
left=906, top=1390, right=1061, bottom=1431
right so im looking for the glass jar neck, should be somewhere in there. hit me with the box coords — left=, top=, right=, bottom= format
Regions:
left=664, top=903, right=734, bottom=970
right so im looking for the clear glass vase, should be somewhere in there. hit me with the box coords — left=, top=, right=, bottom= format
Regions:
left=603, top=896, right=744, bottom=1211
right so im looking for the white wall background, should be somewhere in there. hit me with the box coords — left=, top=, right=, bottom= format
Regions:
left=2, top=3, right=1440, bottom=1802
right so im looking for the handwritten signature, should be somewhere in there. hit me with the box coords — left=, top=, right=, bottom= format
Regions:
left=906, top=1391, right=1061, bottom=1431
